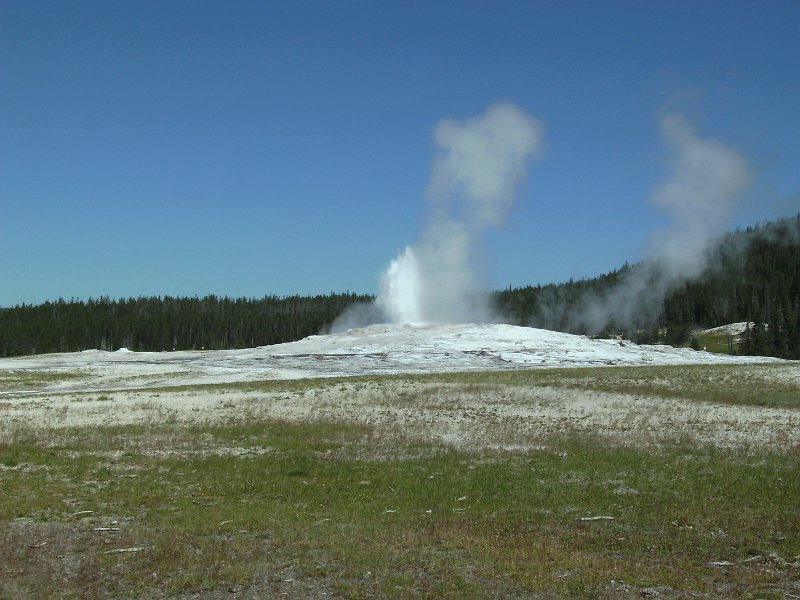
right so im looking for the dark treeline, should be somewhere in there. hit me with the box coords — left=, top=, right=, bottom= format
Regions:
left=666, top=215, right=800, bottom=357
left=0, top=293, right=371, bottom=357
left=496, top=214, right=800, bottom=358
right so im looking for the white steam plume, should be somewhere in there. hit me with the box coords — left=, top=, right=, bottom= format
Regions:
left=426, top=102, right=544, bottom=227
left=330, top=102, right=543, bottom=331
left=376, top=102, right=544, bottom=325
left=578, top=113, right=753, bottom=332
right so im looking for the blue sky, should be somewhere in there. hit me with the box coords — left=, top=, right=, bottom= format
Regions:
left=2, top=1, right=798, bottom=307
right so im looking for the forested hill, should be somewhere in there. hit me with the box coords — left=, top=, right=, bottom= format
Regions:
left=495, top=213, right=800, bottom=359
left=0, top=293, right=371, bottom=357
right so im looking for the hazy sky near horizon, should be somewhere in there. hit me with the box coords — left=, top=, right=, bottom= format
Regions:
left=2, top=1, right=799, bottom=307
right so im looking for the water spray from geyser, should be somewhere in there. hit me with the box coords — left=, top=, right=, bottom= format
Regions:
left=334, top=102, right=544, bottom=331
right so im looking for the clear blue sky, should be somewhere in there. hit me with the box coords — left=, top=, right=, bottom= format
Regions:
left=2, top=1, right=798, bottom=307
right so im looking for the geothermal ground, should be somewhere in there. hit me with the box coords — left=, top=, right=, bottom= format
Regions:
left=0, top=323, right=794, bottom=445
left=1, top=324, right=799, bottom=598
left=0, top=322, right=785, bottom=388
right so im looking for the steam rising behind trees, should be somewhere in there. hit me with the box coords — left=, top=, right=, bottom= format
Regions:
left=496, top=214, right=800, bottom=358
left=575, top=114, right=754, bottom=333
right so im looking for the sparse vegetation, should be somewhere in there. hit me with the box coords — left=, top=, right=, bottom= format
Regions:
left=1, top=366, right=798, bottom=598
left=437, top=363, right=800, bottom=409
left=129, top=362, right=798, bottom=409
left=0, top=369, right=87, bottom=392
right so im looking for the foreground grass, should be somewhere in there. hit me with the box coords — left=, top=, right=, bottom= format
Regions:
left=1, top=417, right=798, bottom=599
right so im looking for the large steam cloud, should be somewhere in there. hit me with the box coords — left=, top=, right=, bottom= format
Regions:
left=332, top=102, right=544, bottom=330
left=425, top=102, right=544, bottom=228
left=330, top=105, right=754, bottom=335
left=577, top=113, right=754, bottom=332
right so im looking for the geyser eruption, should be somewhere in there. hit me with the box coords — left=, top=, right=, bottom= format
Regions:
left=377, top=102, right=544, bottom=324
left=331, top=105, right=749, bottom=336
left=378, top=246, right=423, bottom=323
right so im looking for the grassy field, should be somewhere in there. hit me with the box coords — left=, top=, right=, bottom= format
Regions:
left=1, top=365, right=799, bottom=599
left=692, top=329, right=739, bottom=355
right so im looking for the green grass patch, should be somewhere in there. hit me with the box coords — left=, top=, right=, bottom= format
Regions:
left=1, top=420, right=798, bottom=598
left=693, top=329, right=740, bottom=354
